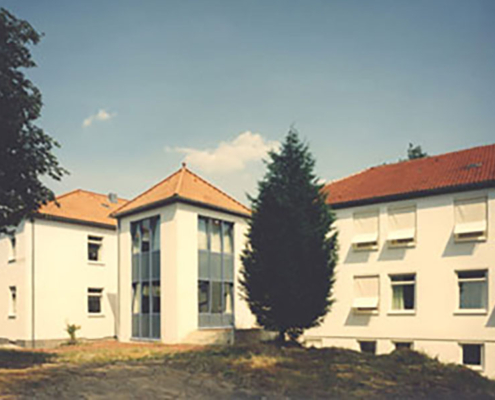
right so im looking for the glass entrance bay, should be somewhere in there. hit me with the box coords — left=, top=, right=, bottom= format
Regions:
left=131, top=216, right=160, bottom=339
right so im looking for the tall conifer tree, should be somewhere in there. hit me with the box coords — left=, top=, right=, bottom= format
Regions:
left=240, top=129, right=337, bottom=343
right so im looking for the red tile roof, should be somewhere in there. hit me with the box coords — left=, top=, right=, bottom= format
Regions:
left=112, top=164, right=251, bottom=218
left=323, top=143, right=495, bottom=208
left=37, top=190, right=127, bottom=228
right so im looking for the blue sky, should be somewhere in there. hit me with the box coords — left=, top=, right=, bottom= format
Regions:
left=4, top=0, right=495, bottom=204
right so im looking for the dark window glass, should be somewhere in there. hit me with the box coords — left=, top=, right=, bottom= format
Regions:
left=359, top=341, right=376, bottom=354
left=142, top=283, right=150, bottom=314
left=463, top=344, right=482, bottom=366
left=152, top=281, right=160, bottom=313
left=198, top=281, right=209, bottom=313
left=211, top=282, right=223, bottom=313
left=395, top=342, right=412, bottom=350
left=88, top=288, right=102, bottom=313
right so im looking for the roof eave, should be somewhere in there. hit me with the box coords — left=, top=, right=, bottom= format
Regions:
left=329, top=180, right=495, bottom=210
left=34, top=213, right=117, bottom=230
left=112, top=195, right=251, bottom=219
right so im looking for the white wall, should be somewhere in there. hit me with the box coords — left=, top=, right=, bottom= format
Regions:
left=305, top=188, right=495, bottom=378
left=117, top=202, right=255, bottom=344
left=0, top=220, right=32, bottom=343
left=32, top=219, right=118, bottom=342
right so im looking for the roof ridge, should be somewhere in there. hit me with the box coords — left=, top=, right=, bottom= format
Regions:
left=55, top=188, right=127, bottom=202
left=54, top=188, right=82, bottom=201
left=175, top=164, right=186, bottom=195
left=183, top=167, right=251, bottom=213
left=111, top=169, right=183, bottom=215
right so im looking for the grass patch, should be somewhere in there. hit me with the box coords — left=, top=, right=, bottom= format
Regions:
left=1, top=340, right=494, bottom=399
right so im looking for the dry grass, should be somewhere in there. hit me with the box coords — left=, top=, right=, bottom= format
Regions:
left=1, top=340, right=495, bottom=399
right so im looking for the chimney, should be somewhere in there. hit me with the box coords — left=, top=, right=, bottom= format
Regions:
left=108, top=193, right=118, bottom=204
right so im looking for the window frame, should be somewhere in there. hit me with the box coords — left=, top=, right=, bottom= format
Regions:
left=387, top=205, right=416, bottom=248
left=352, top=210, right=379, bottom=251
left=455, top=269, right=488, bottom=314
left=460, top=343, right=484, bottom=371
left=197, top=216, right=235, bottom=328
left=87, top=287, right=104, bottom=315
left=352, top=275, right=380, bottom=313
left=453, top=197, right=488, bottom=243
left=388, top=273, right=416, bottom=314
left=87, top=235, right=104, bottom=264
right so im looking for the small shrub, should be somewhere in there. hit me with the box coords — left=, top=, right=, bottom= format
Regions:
left=65, top=323, right=81, bottom=345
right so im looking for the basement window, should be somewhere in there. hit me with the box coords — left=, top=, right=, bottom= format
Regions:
left=352, top=275, right=379, bottom=312
left=88, top=236, right=103, bottom=262
left=454, top=197, right=487, bottom=242
left=394, top=342, right=413, bottom=351
left=359, top=341, right=376, bottom=354
left=387, top=206, right=416, bottom=247
left=461, top=343, right=483, bottom=369
left=352, top=211, right=379, bottom=251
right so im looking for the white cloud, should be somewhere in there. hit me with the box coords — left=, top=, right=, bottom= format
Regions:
left=166, top=131, right=279, bottom=174
left=82, top=109, right=116, bottom=127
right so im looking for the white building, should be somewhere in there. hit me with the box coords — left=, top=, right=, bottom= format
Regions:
left=0, top=190, right=125, bottom=347
left=305, top=143, right=495, bottom=378
left=112, top=164, right=256, bottom=344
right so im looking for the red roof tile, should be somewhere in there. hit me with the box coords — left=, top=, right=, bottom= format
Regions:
left=323, top=143, right=495, bottom=208
left=112, top=164, right=251, bottom=217
left=37, top=190, right=127, bottom=228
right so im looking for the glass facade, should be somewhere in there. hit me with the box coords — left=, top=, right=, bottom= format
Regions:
left=131, top=216, right=161, bottom=339
left=198, top=216, right=234, bottom=328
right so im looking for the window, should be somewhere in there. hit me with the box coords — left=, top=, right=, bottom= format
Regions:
left=461, top=344, right=483, bottom=369
left=352, top=275, right=379, bottom=311
left=87, top=236, right=103, bottom=262
left=8, top=286, right=16, bottom=317
left=359, top=341, right=376, bottom=354
left=454, top=197, right=487, bottom=242
left=88, top=288, right=103, bottom=314
left=390, top=274, right=415, bottom=311
left=394, top=342, right=413, bottom=351
left=131, top=216, right=160, bottom=339
left=387, top=206, right=416, bottom=247
left=198, top=216, right=234, bottom=328
left=457, top=270, right=487, bottom=310
left=7, top=235, right=16, bottom=263
left=352, top=211, right=379, bottom=250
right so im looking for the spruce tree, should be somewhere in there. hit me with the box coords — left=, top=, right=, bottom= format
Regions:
left=240, top=129, right=337, bottom=343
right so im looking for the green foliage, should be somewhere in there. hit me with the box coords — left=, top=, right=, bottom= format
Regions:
left=240, top=129, right=338, bottom=342
left=65, top=323, right=81, bottom=345
left=0, top=8, right=67, bottom=233
left=407, top=143, right=428, bottom=160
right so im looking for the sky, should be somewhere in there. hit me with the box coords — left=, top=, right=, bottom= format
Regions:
left=4, top=0, right=495, bottom=204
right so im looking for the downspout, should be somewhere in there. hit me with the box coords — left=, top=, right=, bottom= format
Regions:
left=31, top=219, right=35, bottom=349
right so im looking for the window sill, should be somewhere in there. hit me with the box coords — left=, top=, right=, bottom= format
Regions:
left=454, top=309, right=487, bottom=316
left=88, top=313, right=105, bottom=318
left=387, top=310, right=416, bottom=316
left=352, top=309, right=379, bottom=315
left=87, top=261, right=105, bottom=266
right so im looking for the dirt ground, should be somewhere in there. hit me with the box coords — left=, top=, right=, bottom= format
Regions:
left=1, top=360, right=256, bottom=400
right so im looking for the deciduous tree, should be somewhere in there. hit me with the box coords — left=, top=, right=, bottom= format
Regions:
left=0, top=8, right=66, bottom=233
